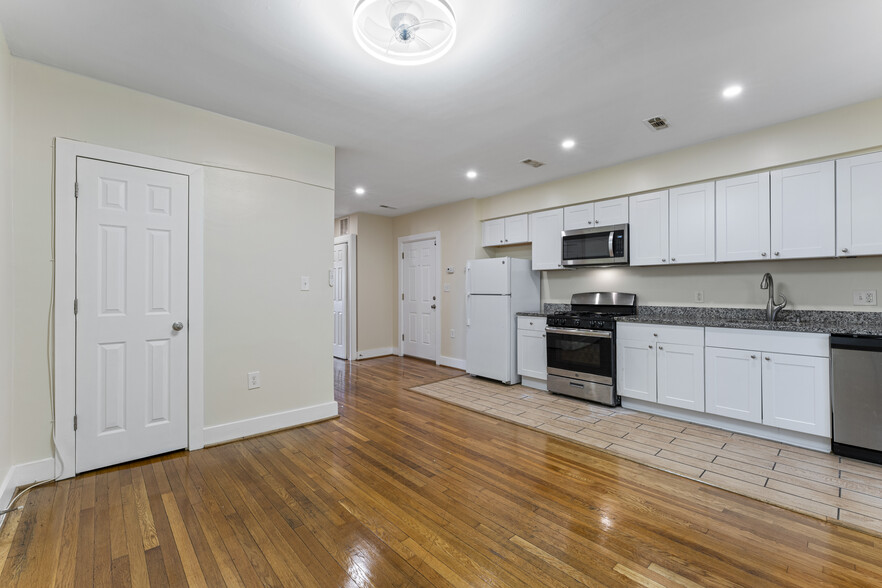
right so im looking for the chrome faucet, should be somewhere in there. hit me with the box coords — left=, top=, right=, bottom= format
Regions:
left=760, top=273, right=787, bottom=322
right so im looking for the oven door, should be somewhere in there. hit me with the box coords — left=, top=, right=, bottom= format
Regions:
left=545, top=327, right=614, bottom=384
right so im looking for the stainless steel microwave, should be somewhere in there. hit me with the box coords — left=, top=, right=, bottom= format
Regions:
left=561, top=224, right=629, bottom=267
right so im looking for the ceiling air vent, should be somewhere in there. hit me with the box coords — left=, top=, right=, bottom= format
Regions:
left=379, top=204, right=398, bottom=210
left=521, top=159, right=546, bottom=168
left=644, top=116, right=670, bottom=131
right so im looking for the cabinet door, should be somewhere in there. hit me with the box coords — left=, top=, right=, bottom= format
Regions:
left=504, top=214, right=530, bottom=244
left=482, top=219, right=505, bottom=247
left=517, top=329, right=547, bottom=380
left=594, top=196, right=629, bottom=226
left=771, top=161, right=835, bottom=259
left=837, top=152, right=882, bottom=257
left=715, top=172, right=771, bottom=262
left=628, top=190, right=669, bottom=266
left=762, top=352, right=831, bottom=437
left=705, top=347, right=762, bottom=423
left=563, top=203, right=594, bottom=231
left=616, top=338, right=657, bottom=402
left=530, top=208, right=564, bottom=270
left=669, top=182, right=715, bottom=264
left=657, top=343, right=705, bottom=412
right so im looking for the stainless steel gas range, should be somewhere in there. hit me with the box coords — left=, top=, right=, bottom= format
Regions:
left=545, top=292, right=637, bottom=406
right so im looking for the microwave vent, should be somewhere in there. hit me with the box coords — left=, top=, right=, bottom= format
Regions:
left=520, top=159, right=546, bottom=168
left=643, top=116, right=670, bottom=131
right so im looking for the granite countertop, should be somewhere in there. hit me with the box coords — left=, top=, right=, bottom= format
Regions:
left=516, top=311, right=546, bottom=318
left=617, top=306, right=882, bottom=337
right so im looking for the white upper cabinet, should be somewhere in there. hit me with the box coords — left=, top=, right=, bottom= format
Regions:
left=481, top=218, right=505, bottom=247
left=668, top=182, right=715, bottom=265
left=563, top=203, right=594, bottom=231
left=504, top=214, right=530, bottom=244
left=715, top=172, right=771, bottom=262
left=629, top=190, right=669, bottom=266
left=594, top=196, right=629, bottom=226
left=770, top=161, right=835, bottom=260
left=837, top=151, right=882, bottom=257
left=482, top=214, right=530, bottom=246
left=530, top=208, right=564, bottom=270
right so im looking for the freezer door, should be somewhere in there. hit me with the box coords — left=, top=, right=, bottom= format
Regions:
left=466, top=295, right=512, bottom=382
left=467, top=258, right=511, bottom=295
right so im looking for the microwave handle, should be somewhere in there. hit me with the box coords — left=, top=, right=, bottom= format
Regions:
left=608, top=232, right=614, bottom=257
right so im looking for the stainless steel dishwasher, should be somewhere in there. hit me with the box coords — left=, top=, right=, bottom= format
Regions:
left=831, top=334, right=882, bottom=464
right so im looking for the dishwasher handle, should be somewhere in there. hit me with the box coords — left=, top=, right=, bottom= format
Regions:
left=831, top=334, right=882, bottom=352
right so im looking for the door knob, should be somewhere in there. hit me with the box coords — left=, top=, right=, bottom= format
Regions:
left=431, top=304, right=436, bottom=309
left=172, top=322, right=184, bottom=331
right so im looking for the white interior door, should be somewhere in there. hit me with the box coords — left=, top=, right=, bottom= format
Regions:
left=401, top=237, right=437, bottom=360
left=75, top=157, right=189, bottom=473
left=332, top=242, right=348, bottom=359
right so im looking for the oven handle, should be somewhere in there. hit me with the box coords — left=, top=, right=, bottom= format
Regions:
left=545, top=327, right=612, bottom=339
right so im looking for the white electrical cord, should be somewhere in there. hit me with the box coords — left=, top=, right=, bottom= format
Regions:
left=0, top=148, right=64, bottom=520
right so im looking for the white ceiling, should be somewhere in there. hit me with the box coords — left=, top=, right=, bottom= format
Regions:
left=2, top=1, right=882, bottom=217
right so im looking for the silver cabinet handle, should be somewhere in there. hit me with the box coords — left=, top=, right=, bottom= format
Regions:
left=661, top=258, right=666, bottom=262
left=842, top=248, right=849, bottom=253
left=431, top=304, right=436, bottom=309
left=172, top=322, right=184, bottom=331
left=648, top=345, right=653, bottom=349
left=658, top=346, right=664, bottom=350
left=765, top=356, right=771, bottom=361
left=750, top=355, right=756, bottom=359
left=653, top=333, right=658, bottom=337
left=671, top=258, right=676, bottom=262
left=529, top=321, right=533, bottom=326
left=774, top=252, right=780, bottom=256
left=761, top=252, right=767, bottom=257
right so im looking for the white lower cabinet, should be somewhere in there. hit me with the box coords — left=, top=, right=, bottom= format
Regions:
left=705, top=347, right=762, bottom=423
left=617, top=323, right=703, bottom=408
left=517, top=317, right=547, bottom=388
left=761, top=352, right=830, bottom=437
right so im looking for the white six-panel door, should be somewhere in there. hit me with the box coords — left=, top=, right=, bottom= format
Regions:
left=401, top=238, right=437, bottom=360
left=75, top=157, right=189, bottom=473
left=332, top=242, right=348, bottom=359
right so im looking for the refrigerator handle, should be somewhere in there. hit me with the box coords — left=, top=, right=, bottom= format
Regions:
left=466, top=294, right=471, bottom=327
left=465, top=264, right=471, bottom=295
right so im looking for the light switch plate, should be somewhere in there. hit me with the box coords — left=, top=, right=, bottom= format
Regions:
left=247, top=371, right=261, bottom=390
left=853, top=290, right=877, bottom=306
left=300, top=276, right=310, bottom=291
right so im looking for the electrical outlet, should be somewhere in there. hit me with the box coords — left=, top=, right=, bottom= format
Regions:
left=694, top=291, right=704, bottom=303
left=853, top=290, right=878, bottom=306
left=450, top=329, right=455, bottom=338
left=300, top=276, right=310, bottom=291
left=247, top=371, right=261, bottom=390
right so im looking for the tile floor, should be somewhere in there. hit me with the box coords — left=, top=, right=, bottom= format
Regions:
left=412, top=375, right=882, bottom=537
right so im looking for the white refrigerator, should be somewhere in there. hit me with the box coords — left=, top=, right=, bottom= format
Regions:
left=466, top=257, right=540, bottom=384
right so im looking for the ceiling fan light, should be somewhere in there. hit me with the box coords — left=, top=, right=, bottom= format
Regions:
left=353, top=0, right=457, bottom=66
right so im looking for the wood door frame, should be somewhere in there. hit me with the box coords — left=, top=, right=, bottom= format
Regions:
left=333, top=234, right=357, bottom=361
left=397, top=231, right=441, bottom=364
left=54, top=138, right=205, bottom=480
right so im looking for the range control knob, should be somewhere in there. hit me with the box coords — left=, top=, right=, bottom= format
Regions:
left=573, top=320, right=581, bottom=327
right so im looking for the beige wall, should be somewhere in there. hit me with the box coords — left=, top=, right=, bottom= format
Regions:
left=347, top=213, right=395, bottom=354
left=0, top=26, right=13, bottom=486
left=12, top=59, right=335, bottom=463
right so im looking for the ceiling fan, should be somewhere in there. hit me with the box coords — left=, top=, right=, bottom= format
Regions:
left=353, top=0, right=457, bottom=66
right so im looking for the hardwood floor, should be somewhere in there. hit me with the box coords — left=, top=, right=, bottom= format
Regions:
left=1, top=356, right=881, bottom=587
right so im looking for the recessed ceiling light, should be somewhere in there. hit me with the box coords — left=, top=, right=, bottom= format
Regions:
left=722, top=84, right=743, bottom=99
left=466, top=170, right=478, bottom=180
left=355, top=187, right=366, bottom=195
left=561, top=139, right=576, bottom=149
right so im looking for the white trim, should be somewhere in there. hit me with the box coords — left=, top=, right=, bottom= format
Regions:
left=334, top=234, right=358, bottom=361
left=203, top=401, right=339, bottom=446
left=439, top=356, right=467, bottom=370
left=53, top=138, right=205, bottom=479
left=520, top=376, right=548, bottom=391
left=0, top=458, right=57, bottom=524
left=397, top=231, right=442, bottom=364
left=621, top=398, right=831, bottom=453
left=356, top=347, right=396, bottom=360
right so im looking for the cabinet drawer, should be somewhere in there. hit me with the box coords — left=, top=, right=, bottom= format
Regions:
left=706, top=328, right=829, bottom=358
left=617, top=322, right=703, bottom=346
left=518, top=316, right=546, bottom=332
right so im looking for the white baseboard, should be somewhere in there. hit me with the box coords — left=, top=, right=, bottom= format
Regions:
left=439, top=356, right=467, bottom=370
left=520, top=376, right=547, bottom=392
left=355, top=347, right=395, bottom=360
left=1, top=457, right=57, bottom=524
left=203, top=401, right=339, bottom=446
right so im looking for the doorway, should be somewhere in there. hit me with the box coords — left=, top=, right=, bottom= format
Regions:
left=332, top=234, right=357, bottom=360
left=54, top=139, right=205, bottom=479
left=398, top=232, right=440, bottom=362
